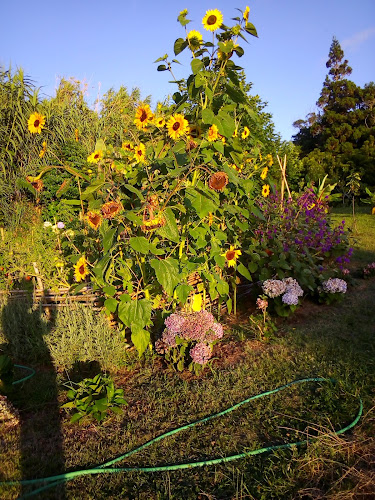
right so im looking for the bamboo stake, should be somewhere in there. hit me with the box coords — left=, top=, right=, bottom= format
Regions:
left=277, top=154, right=292, bottom=200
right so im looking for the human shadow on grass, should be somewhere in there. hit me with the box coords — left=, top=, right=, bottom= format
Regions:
left=0, top=293, right=66, bottom=499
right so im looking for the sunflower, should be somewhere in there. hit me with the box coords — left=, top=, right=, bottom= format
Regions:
left=87, top=150, right=103, bottom=163
left=133, top=143, right=146, bottom=163
left=26, top=176, right=43, bottom=192
left=221, top=245, right=242, bottom=267
left=167, top=114, right=189, bottom=140
left=86, top=211, right=102, bottom=230
left=122, top=141, right=134, bottom=151
left=155, top=116, right=166, bottom=128
left=101, top=201, right=123, bottom=219
left=189, top=124, right=202, bottom=139
left=134, top=104, right=154, bottom=130
left=243, top=6, right=250, bottom=22
left=209, top=171, right=229, bottom=191
left=262, top=184, right=270, bottom=198
left=207, top=124, right=219, bottom=142
left=39, top=141, right=47, bottom=159
left=241, top=126, right=250, bottom=139
left=187, top=30, right=203, bottom=49
left=260, top=167, right=268, bottom=180
left=202, top=9, right=223, bottom=32
left=28, top=112, right=46, bottom=134
left=266, top=153, right=273, bottom=166
left=74, top=255, right=89, bottom=282
left=141, top=215, right=166, bottom=232
left=232, top=129, right=238, bottom=138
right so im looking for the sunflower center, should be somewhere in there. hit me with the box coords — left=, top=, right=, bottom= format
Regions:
left=79, top=265, right=85, bottom=275
left=90, top=214, right=100, bottom=225
left=94, top=153, right=99, bottom=159
left=172, top=122, right=181, bottom=131
left=34, top=120, right=40, bottom=127
left=207, top=15, right=217, bottom=25
left=140, top=110, right=147, bottom=122
left=226, top=250, right=235, bottom=261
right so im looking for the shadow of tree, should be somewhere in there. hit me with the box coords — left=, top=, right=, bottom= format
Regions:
left=1, top=293, right=66, bottom=499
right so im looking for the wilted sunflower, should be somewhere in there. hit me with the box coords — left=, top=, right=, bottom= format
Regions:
left=26, top=176, right=43, bottom=192
left=87, top=150, right=103, bottom=163
left=221, top=245, right=242, bottom=267
left=122, top=141, right=134, bottom=151
left=189, top=124, right=202, bottom=139
left=262, top=184, right=270, bottom=198
left=134, top=104, right=154, bottom=130
left=260, top=167, right=268, bottom=180
left=134, top=143, right=146, bottom=163
left=202, top=9, right=223, bottom=32
left=243, top=5, right=250, bottom=21
left=101, top=201, right=123, bottom=219
left=74, top=255, right=89, bottom=282
left=208, top=124, right=219, bottom=142
left=141, top=215, right=166, bottom=232
left=241, top=126, right=250, bottom=139
left=209, top=172, right=229, bottom=191
left=86, top=211, right=102, bottom=230
left=28, top=112, right=46, bottom=134
left=167, top=114, right=189, bottom=140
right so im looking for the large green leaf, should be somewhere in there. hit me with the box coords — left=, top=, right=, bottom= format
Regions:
left=131, top=325, right=151, bottom=357
left=201, top=108, right=215, bottom=124
left=185, top=188, right=218, bottom=218
left=118, top=298, right=152, bottom=329
left=157, top=208, right=180, bottom=243
left=103, top=228, right=117, bottom=253
left=150, top=258, right=180, bottom=297
left=129, top=236, right=150, bottom=254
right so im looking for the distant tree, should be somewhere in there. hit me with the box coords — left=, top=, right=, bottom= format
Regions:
left=293, top=37, right=375, bottom=192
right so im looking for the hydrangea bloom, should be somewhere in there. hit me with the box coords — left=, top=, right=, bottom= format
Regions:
left=322, top=278, right=347, bottom=294
left=262, top=279, right=287, bottom=298
left=282, top=292, right=299, bottom=305
left=189, top=342, right=212, bottom=365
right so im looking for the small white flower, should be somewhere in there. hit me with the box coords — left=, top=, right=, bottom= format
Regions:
left=43, top=221, right=52, bottom=228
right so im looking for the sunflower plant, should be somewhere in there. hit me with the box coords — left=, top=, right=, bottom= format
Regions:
left=29, top=5, right=275, bottom=356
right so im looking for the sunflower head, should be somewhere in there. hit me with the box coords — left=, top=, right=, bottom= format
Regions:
left=28, top=177, right=44, bottom=192
left=221, top=245, right=242, bottom=268
left=101, top=201, right=123, bottom=219
left=134, top=104, right=154, bottom=130
left=260, top=167, right=268, bottom=180
left=262, top=184, right=270, bottom=198
left=134, top=143, right=146, bottom=163
left=202, top=9, right=223, bottom=32
left=122, top=141, right=134, bottom=152
left=209, top=172, right=229, bottom=192
left=87, top=150, right=103, bottom=164
left=155, top=116, right=166, bottom=128
left=241, top=126, right=250, bottom=139
left=187, top=30, right=203, bottom=49
left=167, top=114, right=189, bottom=140
left=243, top=6, right=250, bottom=22
left=74, top=255, right=89, bottom=282
left=86, top=211, right=102, bottom=230
left=207, top=124, right=219, bottom=142
left=28, top=112, right=46, bottom=134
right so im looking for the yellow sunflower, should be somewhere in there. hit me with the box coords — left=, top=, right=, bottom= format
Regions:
left=243, top=6, right=250, bottom=22
left=28, top=112, right=46, bottom=134
left=266, top=153, right=273, bottom=166
left=39, top=141, right=47, bottom=159
left=202, top=9, right=223, bottom=32
left=207, top=124, right=219, bottom=142
left=241, top=126, right=250, bottom=139
left=260, top=167, right=268, bottom=180
left=167, top=114, right=189, bottom=140
left=262, top=184, right=270, bottom=198
left=122, top=141, right=134, bottom=151
left=221, top=245, right=242, bottom=267
left=187, top=30, right=203, bottom=49
left=155, top=116, right=166, bottom=128
left=87, top=150, right=103, bottom=163
left=134, top=104, right=154, bottom=130
left=74, top=255, right=89, bottom=282
left=134, top=143, right=146, bottom=163
left=86, top=211, right=102, bottom=230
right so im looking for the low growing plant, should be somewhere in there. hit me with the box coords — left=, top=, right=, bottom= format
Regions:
left=260, top=277, right=304, bottom=317
left=61, top=373, right=127, bottom=423
left=317, top=277, right=347, bottom=305
left=0, top=353, right=14, bottom=394
left=248, top=297, right=278, bottom=341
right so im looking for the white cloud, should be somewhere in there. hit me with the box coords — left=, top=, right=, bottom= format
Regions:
left=342, top=27, right=375, bottom=51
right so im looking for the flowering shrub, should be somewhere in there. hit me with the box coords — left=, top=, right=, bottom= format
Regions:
left=250, top=189, right=352, bottom=292
left=155, top=310, right=223, bottom=374
left=248, top=297, right=277, bottom=341
left=363, top=262, right=375, bottom=278
left=261, top=277, right=304, bottom=317
left=318, top=277, right=347, bottom=304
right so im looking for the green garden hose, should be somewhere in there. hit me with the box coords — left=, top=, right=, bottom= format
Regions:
left=1, top=376, right=363, bottom=499
left=12, top=365, right=36, bottom=385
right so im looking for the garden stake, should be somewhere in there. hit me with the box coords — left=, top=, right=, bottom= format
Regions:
left=1, top=377, right=363, bottom=499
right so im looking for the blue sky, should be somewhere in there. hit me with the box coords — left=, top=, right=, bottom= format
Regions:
left=1, top=0, right=374, bottom=141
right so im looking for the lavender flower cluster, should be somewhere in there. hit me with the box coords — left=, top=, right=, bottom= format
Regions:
left=322, top=278, right=347, bottom=294
left=155, top=310, right=224, bottom=365
left=262, top=277, right=304, bottom=306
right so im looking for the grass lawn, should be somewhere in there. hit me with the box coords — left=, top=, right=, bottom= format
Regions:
left=0, top=208, right=374, bottom=499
